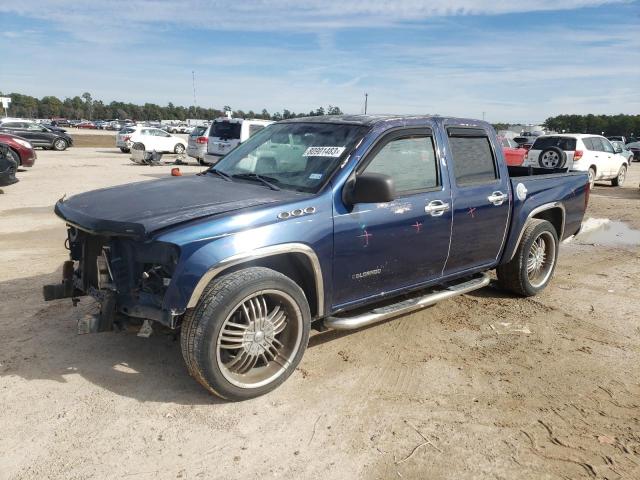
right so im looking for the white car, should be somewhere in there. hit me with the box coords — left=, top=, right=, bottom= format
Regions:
left=204, top=118, right=274, bottom=164
left=116, top=126, right=186, bottom=154
left=524, top=134, right=629, bottom=188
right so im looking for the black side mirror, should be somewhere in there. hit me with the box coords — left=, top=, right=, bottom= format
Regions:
left=345, top=172, right=395, bottom=205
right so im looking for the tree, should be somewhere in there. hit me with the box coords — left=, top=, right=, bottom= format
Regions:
left=81, top=92, right=93, bottom=119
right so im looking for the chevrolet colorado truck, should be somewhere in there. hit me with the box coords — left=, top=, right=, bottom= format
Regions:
left=44, top=115, right=589, bottom=400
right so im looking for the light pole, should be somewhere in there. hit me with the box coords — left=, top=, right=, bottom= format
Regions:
left=364, top=93, right=368, bottom=115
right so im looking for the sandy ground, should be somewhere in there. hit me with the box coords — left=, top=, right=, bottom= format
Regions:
left=1, top=148, right=639, bottom=480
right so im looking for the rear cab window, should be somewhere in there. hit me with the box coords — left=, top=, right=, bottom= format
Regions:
left=447, top=127, right=499, bottom=186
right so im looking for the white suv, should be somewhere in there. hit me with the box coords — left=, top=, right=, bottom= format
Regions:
left=204, top=118, right=274, bottom=164
left=525, top=134, right=629, bottom=188
left=116, top=126, right=186, bottom=154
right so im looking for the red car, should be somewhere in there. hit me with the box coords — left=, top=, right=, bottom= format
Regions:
left=76, top=121, right=97, bottom=129
left=500, top=136, right=527, bottom=166
left=0, top=133, right=37, bottom=167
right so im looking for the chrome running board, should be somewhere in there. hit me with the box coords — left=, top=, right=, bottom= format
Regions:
left=324, top=273, right=490, bottom=331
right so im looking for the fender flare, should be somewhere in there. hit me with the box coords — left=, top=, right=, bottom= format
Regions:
left=507, top=202, right=566, bottom=262
left=186, top=243, right=325, bottom=317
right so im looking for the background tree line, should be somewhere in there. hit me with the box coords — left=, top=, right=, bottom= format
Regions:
left=0, top=91, right=342, bottom=121
left=542, top=114, right=640, bottom=137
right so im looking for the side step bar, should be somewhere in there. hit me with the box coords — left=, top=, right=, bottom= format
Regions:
left=324, top=273, right=490, bottom=331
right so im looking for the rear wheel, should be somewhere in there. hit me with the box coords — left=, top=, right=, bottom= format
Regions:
left=587, top=167, right=596, bottom=189
left=174, top=143, right=186, bottom=154
left=611, top=165, right=626, bottom=187
left=497, top=219, right=558, bottom=297
left=181, top=267, right=310, bottom=401
left=119, top=147, right=130, bottom=153
left=52, top=138, right=68, bottom=151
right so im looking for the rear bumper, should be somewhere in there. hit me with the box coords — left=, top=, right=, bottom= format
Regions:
left=187, top=145, right=206, bottom=160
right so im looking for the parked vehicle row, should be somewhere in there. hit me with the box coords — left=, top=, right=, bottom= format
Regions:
left=0, top=119, right=73, bottom=151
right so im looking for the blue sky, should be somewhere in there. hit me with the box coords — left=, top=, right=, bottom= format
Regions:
left=1, top=0, right=639, bottom=123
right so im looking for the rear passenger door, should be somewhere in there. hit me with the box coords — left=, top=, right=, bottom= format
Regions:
left=442, top=125, right=511, bottom=275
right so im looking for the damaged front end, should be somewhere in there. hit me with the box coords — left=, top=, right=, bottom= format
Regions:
left=43, top=226, right=181, bottom=334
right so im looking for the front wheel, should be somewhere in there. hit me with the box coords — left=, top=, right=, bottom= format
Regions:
left=181, top=267, right=310, bottom=401
left=174, top=143, right=186, bottom=154
left=611, top=165, right=626, bottom=187
left=497, top=219, right=559, bottom=297
left=52, top=138, right=68, bottom=151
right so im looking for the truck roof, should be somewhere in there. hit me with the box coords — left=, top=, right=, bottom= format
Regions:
left=280, top=114, right=488, bottom=128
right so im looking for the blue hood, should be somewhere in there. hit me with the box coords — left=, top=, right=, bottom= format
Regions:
left=55, top=174, right=300, bottom=238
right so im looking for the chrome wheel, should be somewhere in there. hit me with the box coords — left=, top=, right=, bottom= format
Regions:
left=526, top=231, right=556, bottom=288
left=53, top=139, right=67, bottom=151
left=175, top=144, right=185, bottom=154
left=588, top=168, right=596, bottom=188
left=216, top=290, right=303, bottom=389
left=617, top=166, right=626, bottom=186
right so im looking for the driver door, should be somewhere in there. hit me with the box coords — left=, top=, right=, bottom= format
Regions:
left=332, top=127, right=452, bottom=309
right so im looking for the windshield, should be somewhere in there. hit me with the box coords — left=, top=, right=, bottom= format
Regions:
left=211, top=121, right=241, bottom=140
left=210, top=122, right=368, bottom=193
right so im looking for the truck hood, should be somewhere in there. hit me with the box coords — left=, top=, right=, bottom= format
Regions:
left=55, top=174, right=300, bottom=238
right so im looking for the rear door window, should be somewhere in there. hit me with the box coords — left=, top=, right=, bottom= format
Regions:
left=583, top=138, right=595, bottom=150
left=447, top=128, right=498, bottom=186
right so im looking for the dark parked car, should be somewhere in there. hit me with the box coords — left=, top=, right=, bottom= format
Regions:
left=0, top=143, right=19, bottom=186
left=0, top=133, right=37, bottom=167
left=45, top=115, right=589, bottom=400
left=0, top=120, right=73, bottom=151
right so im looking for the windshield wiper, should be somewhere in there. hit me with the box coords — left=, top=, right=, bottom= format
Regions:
left=208, top=168, right=233, bottom=182
left=232, top=173, right=281, bottom=191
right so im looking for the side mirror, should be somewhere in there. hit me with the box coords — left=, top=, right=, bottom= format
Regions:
left=346, top=172, right=395, bottom=205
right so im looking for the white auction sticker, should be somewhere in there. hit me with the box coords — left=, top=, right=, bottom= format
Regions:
left=303, top=146, right=346, bottom=157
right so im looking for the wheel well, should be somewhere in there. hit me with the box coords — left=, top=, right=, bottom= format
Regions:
left=589, top=165, right=597, bottom=174
left=223, top=253, right=319, bottom=317
left=8, top=147, right=21, bottom=165
left=532, top=208, right=563, bottom=239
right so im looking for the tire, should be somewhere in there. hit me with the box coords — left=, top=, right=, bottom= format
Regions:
left=497, top=219, right=559, bottom=297
left=174, top=143, right=185, bottom=154
left=611, top=165, right=626, bottom=187
left=119, top=147, right=130, bottom=153
left=52, top=138, right=68, bottom=151
left=538, top=147, right=566, bottom=169
left=197, top=158, right=208, bottom=166
left=181, top=267, right=311, bottom=401
left=587, top=167, right=596, bottom=189
left=7, top=148, right=21, bottom=166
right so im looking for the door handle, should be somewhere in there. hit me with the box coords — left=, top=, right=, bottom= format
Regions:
left=487, top=191, right=508, bottom=206
left=425, top=200, right=450, bottom=216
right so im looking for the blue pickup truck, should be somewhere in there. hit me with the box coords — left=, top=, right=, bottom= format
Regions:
left=45, top=115, right=589, bottom=400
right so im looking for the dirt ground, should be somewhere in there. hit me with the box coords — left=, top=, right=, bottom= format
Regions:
left=1, top=148, right=639, bottom=480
